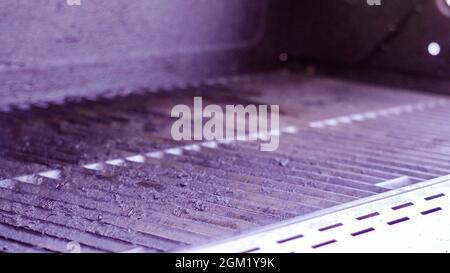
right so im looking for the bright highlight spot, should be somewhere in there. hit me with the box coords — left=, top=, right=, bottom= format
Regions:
left=428, top=42, right=441, bottom=56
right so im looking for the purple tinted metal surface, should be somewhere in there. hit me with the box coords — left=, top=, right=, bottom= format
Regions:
left=0, top=0, right=287, bottom=106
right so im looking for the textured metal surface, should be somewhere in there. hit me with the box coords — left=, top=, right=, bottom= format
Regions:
left=1, top=72, right=450, bottom=252
left=189, top=175, right=450, bottom=253
left=0, top=0, right=287, bottom=107
left=3, top=0, right=450, bottom=110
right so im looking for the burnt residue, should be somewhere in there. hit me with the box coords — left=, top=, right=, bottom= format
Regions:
left=1, top=73, right=450, bottom=252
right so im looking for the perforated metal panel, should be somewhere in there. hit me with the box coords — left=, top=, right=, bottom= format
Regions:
left=188, top=175, right=450, bottom=253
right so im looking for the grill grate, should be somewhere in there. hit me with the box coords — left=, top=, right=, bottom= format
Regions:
left=0, top=73, right=450, bottom=252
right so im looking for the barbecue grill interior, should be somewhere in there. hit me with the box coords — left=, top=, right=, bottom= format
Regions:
left=1, top=0, right=450, bottom=253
